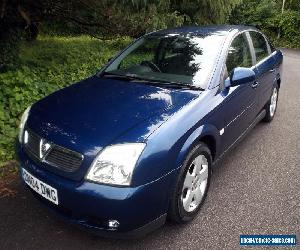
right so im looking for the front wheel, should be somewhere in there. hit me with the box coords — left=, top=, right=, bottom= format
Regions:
left=263, top=84, right=279, bottom=122
left=168, top=143, right=212, bottom=223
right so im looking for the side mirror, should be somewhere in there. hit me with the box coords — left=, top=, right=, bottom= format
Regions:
left=225, top=67, right=255, bottom=88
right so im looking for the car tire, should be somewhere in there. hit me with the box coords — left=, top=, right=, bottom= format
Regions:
left=263, top=83, right=279, bottom=123
left=168, top=142, right=212, bottom=223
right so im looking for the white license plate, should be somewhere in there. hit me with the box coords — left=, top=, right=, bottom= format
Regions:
left=22, top=168, right=59, bottom=205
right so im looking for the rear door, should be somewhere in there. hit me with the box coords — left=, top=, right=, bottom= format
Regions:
left=248, top=31, right=277, bottom=111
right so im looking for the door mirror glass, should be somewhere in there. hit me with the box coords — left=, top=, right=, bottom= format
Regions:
left=225, top=67, right=255, bottom=87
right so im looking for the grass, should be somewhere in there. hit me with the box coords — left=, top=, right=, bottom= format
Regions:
left=0, top=35, right=132, bottom=168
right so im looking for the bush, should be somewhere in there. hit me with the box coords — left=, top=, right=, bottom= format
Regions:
left=229, top=0, right=300, bottom=48
left=0, top=35, right=131, bottom=167
left=277, top=10, right=300, bottom=48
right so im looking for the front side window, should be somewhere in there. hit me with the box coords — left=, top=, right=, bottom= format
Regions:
left=226, top=33, right=253, bottom=74
left=103, top=33, right=227, bottom=89
left=250, top=31, right=269, bottom=63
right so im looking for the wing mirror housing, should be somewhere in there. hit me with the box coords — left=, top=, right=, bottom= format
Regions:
left=225, top=67, right=256, bottom=88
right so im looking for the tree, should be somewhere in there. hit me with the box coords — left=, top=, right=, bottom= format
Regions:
left=0, top=0, right=257, bottom=71
left=170, top=0, right=242, bottom=24
left=229, top=0, right=300, bottom=47
left=1, top=0, right=243, bottom=39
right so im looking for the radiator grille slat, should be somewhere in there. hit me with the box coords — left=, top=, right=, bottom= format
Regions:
left=24, top=129, right=83, bottom=172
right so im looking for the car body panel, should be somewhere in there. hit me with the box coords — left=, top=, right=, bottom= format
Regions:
left=130, top=89, right=224, bottom=186
left=219, top=82, right=257, bottom=151
left=254, top=55, right=277, bottom=110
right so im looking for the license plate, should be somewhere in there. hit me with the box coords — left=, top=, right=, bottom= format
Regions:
left=22, top=168, right=59, bottom=205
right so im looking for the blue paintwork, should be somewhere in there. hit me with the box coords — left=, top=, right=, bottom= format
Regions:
left=17, top=25, right=283, bottom=236
left=26, top=78, right=198, bottom=182
left=229, top=67, right=256, bottom=87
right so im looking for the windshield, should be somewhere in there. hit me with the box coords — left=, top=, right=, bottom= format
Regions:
left=103, top=33, right=226, bottom=89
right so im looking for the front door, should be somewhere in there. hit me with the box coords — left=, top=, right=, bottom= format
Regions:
left=220, top=32, right=257, bottom=151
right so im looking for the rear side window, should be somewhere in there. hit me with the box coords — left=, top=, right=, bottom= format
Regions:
left=226, top=33, right=252, bottom=74
left=250, top=31, right=269, bottom=63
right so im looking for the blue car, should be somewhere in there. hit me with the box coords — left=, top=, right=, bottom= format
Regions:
left=17, top=25, right=283, bottom=238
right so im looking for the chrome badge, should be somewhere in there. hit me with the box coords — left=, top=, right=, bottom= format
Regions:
left=39, top=138, right=52, bottom=159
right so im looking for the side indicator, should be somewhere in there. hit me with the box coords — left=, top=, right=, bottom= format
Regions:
left=220, top=128, right=224, bottom=136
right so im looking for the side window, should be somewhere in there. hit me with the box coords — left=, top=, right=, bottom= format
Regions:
left=226, top=33, right=252, bottom=74
left=250, top=31, right=269, bottom=63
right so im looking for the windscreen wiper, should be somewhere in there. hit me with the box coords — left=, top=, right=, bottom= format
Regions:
left=134, top=79, right=204, bottom=90
left=161, top=82, right=204, bottom=90
left=100, top=72, right=203, bottom=90
left=100, top=72, right=140, bottom=81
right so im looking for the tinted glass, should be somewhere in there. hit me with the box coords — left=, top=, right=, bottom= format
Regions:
left=104, top=33, right=227, bottom=89
left=250, top=31, right=269, bottom=62
left=226, top=33, right=252, bottom=74
left=119, top=39, right=159, bottom=70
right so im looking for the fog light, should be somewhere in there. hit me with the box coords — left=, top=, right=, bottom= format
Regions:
left=108, top=220, right=120, bottom=229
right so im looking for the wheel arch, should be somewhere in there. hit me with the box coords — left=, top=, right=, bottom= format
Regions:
left=167, top=124, right=219, bottom=221
left=199, top=135, right=216, bottom=161
left=175, top=124, right=220, bottom=170
left=276, top=77, right=281, bottom=89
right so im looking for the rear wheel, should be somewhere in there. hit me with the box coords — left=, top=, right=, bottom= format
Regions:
left=263, top=84, right=279, bottom=122
left=168, top=143, right=212, bottom=223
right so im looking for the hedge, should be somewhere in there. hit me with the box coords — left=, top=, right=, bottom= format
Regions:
left=0, top=35, right=131, bottom=167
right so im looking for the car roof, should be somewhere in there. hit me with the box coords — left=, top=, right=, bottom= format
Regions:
left=150, top=25, right=258, bottom=37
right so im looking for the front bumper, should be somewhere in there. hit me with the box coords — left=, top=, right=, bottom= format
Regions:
left=17, top=145, right=176, bottom=238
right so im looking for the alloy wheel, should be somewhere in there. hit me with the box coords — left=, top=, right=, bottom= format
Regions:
left=270, top=87, right=278, bottom=117
left=181, top=154, right=209, bottom=212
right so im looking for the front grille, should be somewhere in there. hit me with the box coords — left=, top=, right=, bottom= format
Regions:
left=24, top=129, right=83, bottom=172
left=46, top=146, right=83, bottom=172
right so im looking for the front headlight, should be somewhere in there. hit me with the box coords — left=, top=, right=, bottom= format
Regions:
left=86, top=143, right=146, bottom=186
left=18, top=106, right=31, bottom=143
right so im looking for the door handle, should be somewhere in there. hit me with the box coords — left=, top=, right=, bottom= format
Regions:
left=251, top=81, right=259, bottom=89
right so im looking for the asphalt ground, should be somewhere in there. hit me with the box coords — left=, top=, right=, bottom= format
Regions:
left=0, top=49, right=299, bottom=249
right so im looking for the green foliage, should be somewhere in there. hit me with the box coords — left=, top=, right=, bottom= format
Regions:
left=2, top=0, right=242, bottom=40
left=171, top=0, right=242, bottom=24
left=276, top=10, right=300, bottom=47
left=0, top=35, right=131, bottom=166
left=39, top=3, right=187, bottom=38
left=229, top=0, right=300, bottom=48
